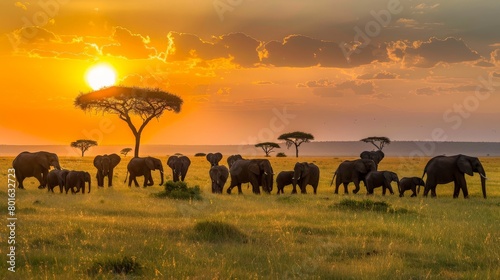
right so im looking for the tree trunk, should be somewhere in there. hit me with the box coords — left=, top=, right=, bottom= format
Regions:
left=134, top=133, right=141, bottom=158
left=81, top=150, right=84, bottom=157
left=295, top=144, right=299, bottom=157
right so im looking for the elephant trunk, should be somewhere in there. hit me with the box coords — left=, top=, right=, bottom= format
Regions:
left=159, top=168, right=164, bottom=186
left=480, top=172, right=487, bottom=199
left=88, top=177, right=91, bottom=193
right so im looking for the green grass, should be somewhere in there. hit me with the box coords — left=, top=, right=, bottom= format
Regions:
left=0, top=156, right=499, bottom=279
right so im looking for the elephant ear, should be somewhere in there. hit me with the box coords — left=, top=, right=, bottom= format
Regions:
left=249, top=162, right=260, bottom=175
left=93, top=155, right=103, bottom=169
left=167, top=156, right=177, bottom=169
left=413, top=177, right=424, bottom=186
left=384, top=172, right=394, bottom=183
left=354, top=160, right=367, bottom=173
left=109, top=154, right=121, bottom=168
left=206, top=153, right=213, bottom=162
left=146, top=158, right=156, bottom=170
left=457, top=156, right=473, bottom=176
left=35, top=152, right=50, bottom=170
left=181, top=156, right=191, bottom=168
left=215, top=152, right=222, bottom=163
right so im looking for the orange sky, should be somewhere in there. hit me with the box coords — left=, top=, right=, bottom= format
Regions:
left=1, top=1, right=499, bottom=146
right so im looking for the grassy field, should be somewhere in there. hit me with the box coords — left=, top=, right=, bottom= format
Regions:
left=1, top=155, right=499, bottom=279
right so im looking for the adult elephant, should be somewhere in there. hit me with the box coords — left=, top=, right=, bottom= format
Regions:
left=331, top=159, right=377, bottom=194
left=365, top=171, right=399, bottom=195
left=227, top=159, right=274, bottom=194
left=126, top=157, right=164, bottom=187
left=167, top=155, right=191, bottom=182
left=227, top=154, right=243, bottom=169
left=360, top=150, right=384, bottom=168
left=206, top=152, right=223, bottom=167
left=399, top=177, right=425, bottom=197
left=12, top=151, right=61, bottom=189
left=292, top=162, right=320, bottom=194
left=93, top=154, right=121, bottom=187
left=209, top=165, right=229, bottom=194
left=47, top=169, right=69, bottom=193
left=422, top=154, right=487, bottom=198
left=65, top=171, right=91, bottom=194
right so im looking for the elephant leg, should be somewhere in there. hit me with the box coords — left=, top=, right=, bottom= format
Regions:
left=15, top=170, right=25, bottom=189
left=410, top=187, right=417, bottom=197
left=453, top=179, right=460, bottom=198
left=96, top=173, right=103, bottom=187
left=334, top=182, right=340, bottom=194
left=313, top=184, right=317, bottom=195
left=457, top=176, right=469, bottom=198
left=131, top=176, right=140, bottom=187
left=33, top=172, right=45, bottom=189
left=343, top=182, right=349, bottom=194
left=300, top=182, right=307, bottom=194
left=108, top=171, right=113, bottom=187
left=352, top=179, right=360, bottom=194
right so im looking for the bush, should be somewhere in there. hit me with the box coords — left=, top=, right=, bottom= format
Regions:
left=276, top=152, right=287, bottom=157
left=155, top=180, right=202, bottom=200
left=332, top=198, right=410, bottom=214
left=88, top=256, right=142, bottom=276
left=193, top=221, right=248, bottom=243
left=194, top=152, right=206, bottom=157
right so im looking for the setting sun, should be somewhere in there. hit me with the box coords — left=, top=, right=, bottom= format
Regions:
left=85, top=63, right=117, bottom=90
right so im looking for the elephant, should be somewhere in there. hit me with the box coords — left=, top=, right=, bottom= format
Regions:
left=365, top=171, right=399, bottom=195
left=227, top=159, right=274, bottom=194
left=292, top=162, right=320, bottom=194
left=276, top=171, right=294, bottom=194
left=206, top=152, right=223, bottom=167
left=331, top=159, right=377, bottom=194
left=360, top=150, right=384, bottom=168
left=93, top=154, right=121, bottom=187
left=47, top=169, right=70, bottom=193
left=167, top=155, right=191, bottom=182
left=227, top=154, right=244, bottom=169
left=209, top=165, right=229, bottom=194
left=12, top=151, right=61, bottom=189
left=126, top=157, right=164, bottom=187
left=398, top=177, right=425, bottom=197
left=422, top=154, right=487, bottom=198
left=65, top=171, right=91, bottom=194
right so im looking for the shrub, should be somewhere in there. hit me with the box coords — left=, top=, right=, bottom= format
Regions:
left=88, top=256, right=142, bottom=276
left=193, top=221, right=248, bottom=243
left=155, top=180, right=202, bottom=200
left=332, top=198, right=410, bottom=214
left=194, top=152, right=206, bottom=157
left=276, top=152, right=287, bottom=157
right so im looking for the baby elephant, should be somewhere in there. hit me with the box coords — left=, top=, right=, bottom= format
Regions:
left=209, top=165, right=229, bottom=194
left=276, top=171, right=295, bottom=194
left=47, top=169, right=69, bottom=193
left=365, top=171, right=399, bottom=195
left=65, top=171, right=91, bottom=194
left=398, top=177, right=425, bottom=197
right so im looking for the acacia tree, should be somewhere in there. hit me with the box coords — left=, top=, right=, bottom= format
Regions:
left=255, top=142, right=280, bottom=157
left=360, top=136, right=391, bottom=150
left=71, top=139, right=98, bottom=157
left=75, top=86, right=183, bottom=157
left=120, top=148, right=133, bottom=157
left=278, top=131, right=314, bottom=158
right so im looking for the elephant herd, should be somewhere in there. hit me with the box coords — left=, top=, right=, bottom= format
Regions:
left=11, top=150, right=488, bottom=199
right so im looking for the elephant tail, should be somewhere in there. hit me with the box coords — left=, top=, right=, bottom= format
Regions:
left=330, top=170, right=337, bottom=187
left=124, top=170, right=129, bottom=183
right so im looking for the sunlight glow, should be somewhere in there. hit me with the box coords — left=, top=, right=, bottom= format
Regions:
left=85, top=63, right=117, bottom=90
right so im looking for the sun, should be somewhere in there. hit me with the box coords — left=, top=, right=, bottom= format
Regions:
left=85, top=63, right=117, bottom=90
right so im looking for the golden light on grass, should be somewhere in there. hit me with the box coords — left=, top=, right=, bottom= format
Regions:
left=85, top=63, right=117, bottom=90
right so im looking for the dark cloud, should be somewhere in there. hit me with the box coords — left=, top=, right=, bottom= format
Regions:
left=415, top=87, right=437, bottom=96
left=102, top=27, right=157, bottom=59
left=262, top=35, right=387, bottom=68
left=414, top=84, right=491, bottom=96
left=166, top=32, right=261, bottom=67
left=389, top=37, right=481, bottom=68
left=474, top=60, right=495, bottom=67
left=358, top=72, right=398, bottom=80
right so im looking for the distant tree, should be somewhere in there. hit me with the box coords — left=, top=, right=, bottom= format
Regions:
left=71, top=139, right=98, bottom=157
left=75, top=86, right=183, bottom=157
left=120, top=148, right=133, bottom=157
left=195, top=153, right=207, bottom=157
left=255, top=142, right=280, bottom=157
left=276, top=152, right=287, bottom=157
left=360, top=136, right=391, bottom=151
left=278, top=131, right=314, bottom=158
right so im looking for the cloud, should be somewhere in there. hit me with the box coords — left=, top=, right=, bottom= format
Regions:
left=101, top=27, right=157, bottom=59
left=413, top=84, right=491, bottom=96
left=389, top=37, right=481, bottom=68
left=413, top=3, right=440, bottom=14
left=14, top=1, right=28, bottom=10
left=253, top=81, right=275, bottom=85
left=493, top=72, right=500, bottom=78
left=474, top=60, right=495, bottom=67
left=357, top=72, right=398, bottom=80
left=166, top=32, right=261, bottom=67
left=299, top=79, right=375, bottom=97
left=262, top=35, right=387, bottom=68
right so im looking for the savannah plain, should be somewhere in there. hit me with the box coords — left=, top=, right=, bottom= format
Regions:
left=1, top=155, right=499, bottom=279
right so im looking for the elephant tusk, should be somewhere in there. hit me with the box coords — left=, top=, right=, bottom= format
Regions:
left=480, top=173, right=488, bottom=180
left=264, top=172, right=268, bottom=175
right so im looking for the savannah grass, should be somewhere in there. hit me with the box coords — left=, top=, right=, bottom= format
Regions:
left=0, top=156, right=499, bottom=279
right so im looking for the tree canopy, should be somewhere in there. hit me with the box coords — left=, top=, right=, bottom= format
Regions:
left=278, top=131, right=314, bottom=157
left=75, top=86, right=183, bottom=157
left=255, top=142, right=280, bottom=157
left=360, top=136, right=391, bottom=150
left=71, top=139, right=98, bottom=157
